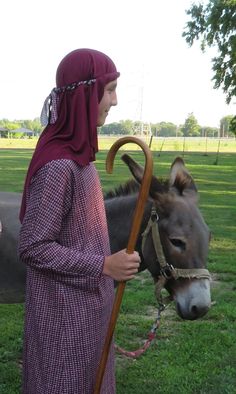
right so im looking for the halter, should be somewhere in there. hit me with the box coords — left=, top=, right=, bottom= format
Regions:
left=141, top=206, right=211, bottom=305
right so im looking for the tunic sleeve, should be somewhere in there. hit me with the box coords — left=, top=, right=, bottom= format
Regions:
left=18, top=160, right=105, bottom=278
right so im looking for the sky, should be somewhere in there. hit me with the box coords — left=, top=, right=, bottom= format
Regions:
left=0, top=0, right=235, bottom=128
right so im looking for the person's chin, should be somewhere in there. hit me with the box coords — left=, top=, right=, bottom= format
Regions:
left=97, top=116, right=107, bottom=127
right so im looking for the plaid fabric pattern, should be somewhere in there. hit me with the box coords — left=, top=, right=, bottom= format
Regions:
left=19, top=160, right=115, bottom=394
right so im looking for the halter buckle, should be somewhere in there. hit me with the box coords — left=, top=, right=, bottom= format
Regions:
left=160, top=264, right=174, bottom=279
left=151, top=208, right=159, bottom=222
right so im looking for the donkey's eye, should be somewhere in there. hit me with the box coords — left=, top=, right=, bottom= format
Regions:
left=169, top=238, right=186, bottom=251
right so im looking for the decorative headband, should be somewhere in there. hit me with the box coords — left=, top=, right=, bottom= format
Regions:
left=40, top=78, right=97, bottom=126
left=53, top=78, right=96, bottom=94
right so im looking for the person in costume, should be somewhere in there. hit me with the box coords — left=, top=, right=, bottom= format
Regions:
left=19, top=48, right=140, bottom=394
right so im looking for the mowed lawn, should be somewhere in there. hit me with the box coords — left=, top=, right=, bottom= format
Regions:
left=0, top=138, right=236, bottom=393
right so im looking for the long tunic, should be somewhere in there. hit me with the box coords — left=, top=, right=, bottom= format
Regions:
left=19, top=159, right=115, bottom=394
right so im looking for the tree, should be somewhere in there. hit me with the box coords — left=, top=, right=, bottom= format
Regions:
left=181, top=113, right=201, bottom=136
left=5, top=122, right=21, bottom=131
left=220, top=115, right=235, bottom=136
left=152, top=122, right=178, bottom=137
left=119, top=119, right=134, bottom=135
left=20, top=118, right=43, bottom=133
left=183, top=0, right=236, bottom=104
left=99, top=120, right=134, bottom=135
left=204, top=126, right=219, bottom=137
left=229, top=116, right=236, bottom=135
left=99, top=122, right=122, bottom=135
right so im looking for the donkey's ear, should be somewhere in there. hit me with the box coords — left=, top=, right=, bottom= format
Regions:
left=121, top=154, right=144, bottom=183
left=170, top=157, right=198, bottom=199
left=121, top=154, right=163, bottom=199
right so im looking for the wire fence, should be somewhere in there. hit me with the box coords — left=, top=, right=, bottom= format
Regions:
left=0, top=136, right=236, bottom=153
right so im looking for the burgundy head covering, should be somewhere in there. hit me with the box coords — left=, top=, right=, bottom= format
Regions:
left=19, top=48, right=120, bottom=222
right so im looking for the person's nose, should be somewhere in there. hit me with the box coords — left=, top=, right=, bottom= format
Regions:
left=111, top=91, right=118, bottom=106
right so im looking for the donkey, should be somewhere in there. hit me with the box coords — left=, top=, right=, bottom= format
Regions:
left=105, top=154, right=211, bottom=320
left=0, top=155, right=211, bottom=320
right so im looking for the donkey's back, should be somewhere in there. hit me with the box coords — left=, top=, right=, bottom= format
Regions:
left=0, top=192, right=25, bottom=303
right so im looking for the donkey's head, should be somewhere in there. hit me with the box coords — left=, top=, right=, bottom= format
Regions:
left=122, top=154, right=211, bottom=320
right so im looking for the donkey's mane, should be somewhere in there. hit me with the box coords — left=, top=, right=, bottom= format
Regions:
left=105, top=179, right=140, bottom=199
left=104, top=178, right=169, bottom=199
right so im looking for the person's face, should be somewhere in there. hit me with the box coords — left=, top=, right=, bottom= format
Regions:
left=97, top=80, right=118, bottom=127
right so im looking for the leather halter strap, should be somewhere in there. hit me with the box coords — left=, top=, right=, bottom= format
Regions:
left=141, top=206, right=211, bottom=282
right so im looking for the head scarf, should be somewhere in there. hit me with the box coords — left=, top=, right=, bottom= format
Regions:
left=19, top=48, right=120, bottom=222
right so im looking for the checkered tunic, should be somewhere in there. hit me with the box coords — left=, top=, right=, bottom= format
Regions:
left=19, top=159, right=115, bottom=394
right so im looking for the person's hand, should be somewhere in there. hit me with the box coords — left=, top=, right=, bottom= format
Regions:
left=103, top=249, right=141, bottom=282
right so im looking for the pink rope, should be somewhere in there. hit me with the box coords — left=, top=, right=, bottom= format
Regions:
left=115, top=314, right=161, bottom=359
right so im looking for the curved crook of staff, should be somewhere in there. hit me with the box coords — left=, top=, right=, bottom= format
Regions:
left=94, top=136, right=153, bottom=394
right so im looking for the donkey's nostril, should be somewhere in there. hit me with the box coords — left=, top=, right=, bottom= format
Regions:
left=191, top=303, right=210, bottom=319
left=191, top=305, right=198, bottom=317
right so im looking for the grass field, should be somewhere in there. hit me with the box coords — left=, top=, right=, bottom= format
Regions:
left=0, top=138, right=236, bottom=393
left=0, top=135, right=236, bottom=153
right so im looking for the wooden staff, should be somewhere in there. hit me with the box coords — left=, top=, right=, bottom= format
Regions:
left=94, top=136, right=153, bottom=393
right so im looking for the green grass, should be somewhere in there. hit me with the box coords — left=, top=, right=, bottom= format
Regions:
left=0, top=305, right=24, bottom=394
left=0, top=139, right=236, bottom=393
left=0, top=135, right=236, bottom=153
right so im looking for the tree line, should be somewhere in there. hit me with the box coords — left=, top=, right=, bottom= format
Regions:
left=99, top=113, right=235, bottom=137
left=0, top=113, right=235, bottom=138
left=0, top=118, right=42, bottom=138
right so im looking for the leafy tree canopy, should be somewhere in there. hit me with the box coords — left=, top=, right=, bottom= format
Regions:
left=183, top=0, right=236, bottom=104
left=151, top=122, right=179, bottom=137
left=181, top=112, right=201, bottom=136
left=99, top=119, right=135, bottom=135
left=204, top=126, right=219, bottom=137
left=0, top=118, right=42, bottom=133
left=229, top=115, right=236, bottom=135
left=220, top=114, right=236, bottom=136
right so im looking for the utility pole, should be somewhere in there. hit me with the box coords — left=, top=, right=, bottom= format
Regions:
left=139, top=85, right=144, bottom=136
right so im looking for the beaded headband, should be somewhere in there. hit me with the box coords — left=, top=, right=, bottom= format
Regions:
left=40, top=78, right=96, bottom=126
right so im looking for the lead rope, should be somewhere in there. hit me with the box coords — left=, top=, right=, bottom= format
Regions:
left=114, top=303, right=165, bottom=359
left=114, top=208, right=168, bottom=359
left=115, top=207, right=166, bottom=359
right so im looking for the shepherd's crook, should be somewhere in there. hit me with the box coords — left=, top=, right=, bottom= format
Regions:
left=94, top=136, right=153, bottom=393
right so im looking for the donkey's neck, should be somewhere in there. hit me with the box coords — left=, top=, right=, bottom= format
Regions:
left=105, top=194, right=152, bottom=270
